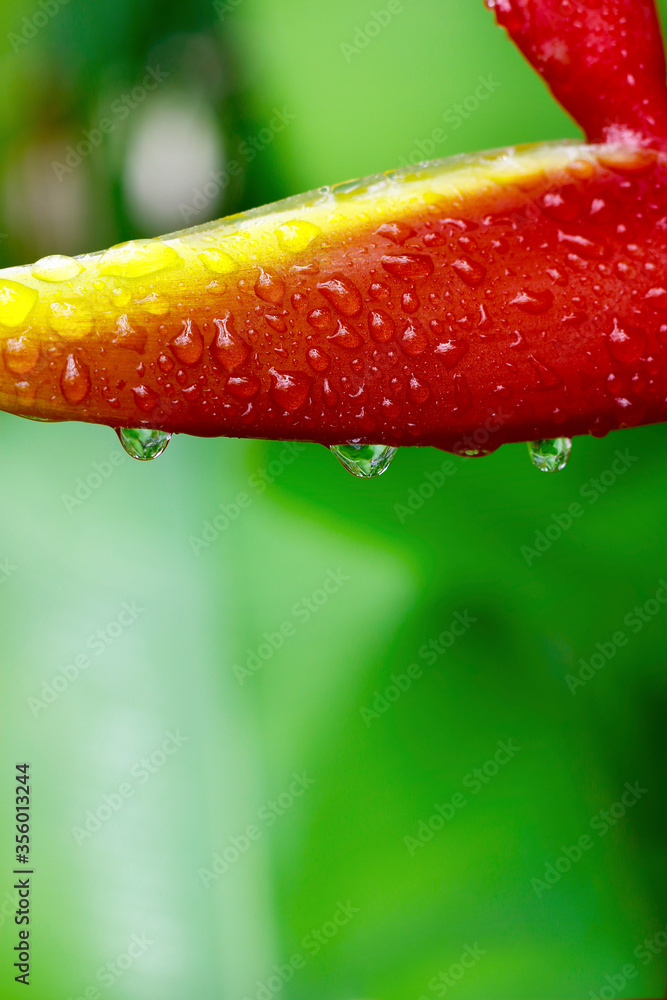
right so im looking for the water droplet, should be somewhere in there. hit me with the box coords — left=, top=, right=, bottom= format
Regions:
left=539, top=188, right=581, bottom=223
left=401, top=290, right=420, bottom=314
left=607, top=318, right=646, bottom=363
left=399, top=319, right=428, bottom=357
left=434, top=338, right=469, bottom=369
left=317, top=276, right=362, bottom=316
left=170, top=319, right=204, bottom=366
left=330, top=442, right=397, bottom=479
left=307, top=308, right=332, bottom=330
left=368, top=309, right=395, bottom=343
left=158, top=353, right=174, bottom=374
left=226, top=376, right=260, bottom=399
left=269, top=369, right=312, bottom=411
left=199, top=248, right=239, bottom=274
left=557, top=231, right=606, bottom=259
left=452, top=256, right=486, bottom=287
left=255, top=268, right=285, bottom=304
left=528, top=355, right=562, bottom=387
left=452, top=373, right=472, bottom=413
left=2, top=335, right=40, bottom=375
left=291, top=292, right=309, bottom=312
left=408, top=376, right=430, bottom=403
left=597, top=148, right=657, bottom=174
left=111, top=314, right=146, bottom=353
left=98, top=240, right=182, bottom=278
left=136, top=292, right=170, bottom=316
left=369, top=282, right=391, bottom=301
left=323, top=378, right=339, bottom=407
left=265, top=314, right=288, bottom=333
left=118, top=427, right=171, bottom=461
left=32, top=255, right=84, bottom=282
left=381, top=254, right=434, bottom=281
left=528, top=438, right=572, bottom=472
left=211, top=314, right=250, bottom=372
left=306, top=347, right=330, bottom=372
left=274, top=220, right=321, bottom=253
left=511, top=289, right=554, bottom=314
left=132, top=385, right=159, bottom=413
left=60, top=353, right=91, bottom=404
left=0, top=280, right=38, bottom=328
left=375, top=222, right=415, bottom=245
left=328, top=319, right=362, bottom=349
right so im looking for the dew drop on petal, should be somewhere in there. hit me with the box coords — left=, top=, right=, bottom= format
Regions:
left=118, top=427, right=172, bottom=461
left=169, top=319, right=204, bottom=366
left=255, top=268, right=285, bottom=305
left=434, top=338, right=469, bottom=369
left=330, top=442, right=397, bottom=479
left=606, top=317, right=646, bottom=363
left=98, top=240, right=182, bottom=278
left=375, top=222, right=415, bottom=245
left=199, top=249, right=239, bottom=274
left=399, top=319, right=429, bottom=356
left=328, top=318, right=362, bottom=349
left=307, top=308, right=332, bottom=330
left=511, top=289, right=554, bottom=314
left=211, top=313, right=250, bottom=372
left=265, top=314, right=288, bottom=333
left=226, top=375, right=260, bottom=399
left=132, top=385, right=159, bottom=413
left=275, top=220, right=321, bottom=253
left=32, top=255, right=84, bottom=282
left=306, top=347, right=330, bottom=372
left=408, top=376, right=430, bottom=403
left=0, top=280, right=38, bottom=328
left=60, top=353, right=91, bottom=404
left=317, top=276, right=363, bottom=316
left=269, top=369, right=312, bottom=412
left=368, top=309, right=395, bottom=343
left=528, top=437, right=572, bottom=472
left=323, top=378, right=339, bottom=407
left=3, top=335, right=40, bottom=375
left=452, top=256, right=486, bottom=287
left=381, top=253, right=434, bottom=281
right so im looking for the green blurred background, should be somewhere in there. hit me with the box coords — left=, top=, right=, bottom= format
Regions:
left=0, top=0, right=665, bottom=997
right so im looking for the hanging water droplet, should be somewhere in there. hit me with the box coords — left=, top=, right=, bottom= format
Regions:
left=117, top=427, right=172, bottom=461
left=528, top=438, right=572, bottom=473
left=330, top=442, right=397, bottom=479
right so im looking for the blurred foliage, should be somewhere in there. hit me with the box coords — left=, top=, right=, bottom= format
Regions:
left=0, top=1, right=666, bottom=999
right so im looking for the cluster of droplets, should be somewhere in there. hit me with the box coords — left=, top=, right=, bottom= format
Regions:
left=112, top=428, right=574, bottom=476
